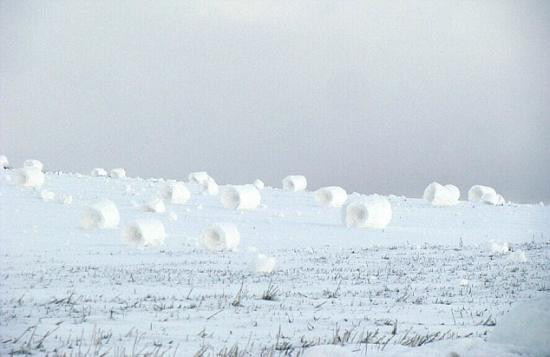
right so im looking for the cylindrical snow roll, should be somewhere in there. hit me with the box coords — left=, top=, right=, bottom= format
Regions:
left=123, top=219, right=166, bottom=247
left=468, top=185, right=497, bottom=202
left=110, top=168, right=126, bottom=178
left=161, top=181, right=190, bottom=204
left=253, top=179, right=265, bottom=190
left=315, top=186, right=348, bottom=208
left=253, top=254, right=276, bottom=273
left=200, top=176, right=219, bottom=195
left=200, top=223, right=240, bottom=252
left=481, top=192, right=505, bottom=206
left=23, top=159, right=43, bottom=171
left=143, top=197, right=166, bottom=213
left=220, top=185, right=261, bottom=210
left=0, top=155, right=9, bottom=169
left=422, top=182, right=459, bottom=206
left=81, top=199, right=120, bottom=229
left=342, top=195, right=392, bottom=229
left=188, top=171, right=210, bottom=184
left=444, top=184, right=460, bottom=202
left=16, top=167, right=45, bottom=188
left=91, top=168, right=107, bottom=177
left=40, top=190, right=56, bottom=202
left=282, top=175, right=307, bottom=192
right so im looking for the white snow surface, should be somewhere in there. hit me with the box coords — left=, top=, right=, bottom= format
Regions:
left=0, top=170, right=549, bottom=356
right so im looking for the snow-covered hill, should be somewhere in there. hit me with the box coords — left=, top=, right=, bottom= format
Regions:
left=1, top=170, right=549, bottom=356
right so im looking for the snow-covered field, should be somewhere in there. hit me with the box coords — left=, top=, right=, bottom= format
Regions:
left=1, top=169, right=549, bottom=356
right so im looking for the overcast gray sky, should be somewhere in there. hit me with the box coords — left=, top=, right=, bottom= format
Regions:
left=1, top=1, right=549, bottom=202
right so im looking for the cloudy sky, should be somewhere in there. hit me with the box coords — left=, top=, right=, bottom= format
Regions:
left=1, top=1, right=549, bottom=202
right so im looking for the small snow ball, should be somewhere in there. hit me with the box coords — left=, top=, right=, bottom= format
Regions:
left=0, top=155, right=9, bottom=169
left=109, top=168, right=126, bottom=178
left=342, top=195, right=392, bottom=229
left=253, top=179, right=265, bottom=190
left=252, top=254, right=276, bottom=273
left=220, top=185, right=261, bottom=210
left=81, top=199, right=120, bottom=229
left=200, top=223, right=240, bottom=252
left=282, top=175, right=307, bottom=192
left=123, top=219, right=166, bottom=247
left=468, top=185, right=497, bottom=202
left=91, top=168, right=107, bottom=177
left=40, top=190, right=55, bottom=202
left=161, top=181, right=190, bottom=204
left=422, top=182, right=460, bottom=206
left=143, top=197, right=166, bottom=213
left=23, top=159, right=43, bottom=171
left=16, top=167, right=45, bottom=188
left=315, top=186, right=348, bottom=208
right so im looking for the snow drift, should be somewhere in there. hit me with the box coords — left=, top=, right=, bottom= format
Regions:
left=488, top=296, right=550, bottom=357
left=252, top=253, right=276, bottom=273
left=282, top=175, right=307, bottom=192
left=15, top=167, right=45, bottom=188
left=342, top=195, right=392, bottom=229
left=123, top=219, right=166, bottom=247
left=23, top=159, right=43, bottom=171
left=81, top=199, right=120, bottom=229
left=161, top=181, right=190, bottom=204
left=91, top=168, right=107, bottom=177
left=200, top=223, right=240, bottom=252
left=109, top=168, right=126, bottom=178
left=221, top=185, right=261, bottom=210
left=423, top=182, right=460, bottom=206
left=315, top=186, right=348, bottom=208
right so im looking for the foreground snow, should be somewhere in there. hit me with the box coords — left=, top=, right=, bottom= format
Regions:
left=0, top=170, right=548, bottom=355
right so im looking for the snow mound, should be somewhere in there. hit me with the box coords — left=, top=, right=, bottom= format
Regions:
left=161, top=181, right=190, bottom=204
left=253, top=179, right=265, bottom=190
left=488, top=296, right=550, bottom=357
left=200, top=223, right=240, bottom=252
left=282, top=175, right=307, bottom=192
left=81, top=199, right=120, bottom=229
left=143, top=197, right=166, bottom=213
left=252, top=254, right=276, bottom=273
left=90, top=168, right=107, bottom=177
left=15, top=167, right=45, bottom=188
left=0, top=155, right=8, bottom=168
left=123, top=219, right=166, bottom=247
left=343, top=195, right=392, bottom=229
left=423, top=182, right=460, bottom=206
left=315, top=186, right=348, bottom=208
left=23, top=159, right=43, bottom=171
left=109, top=168, right=126, bottom=178
left=221, top=185, right=261, bottom=210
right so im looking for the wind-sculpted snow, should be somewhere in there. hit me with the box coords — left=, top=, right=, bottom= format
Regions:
left=0, top=170, right=548, bottom=355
